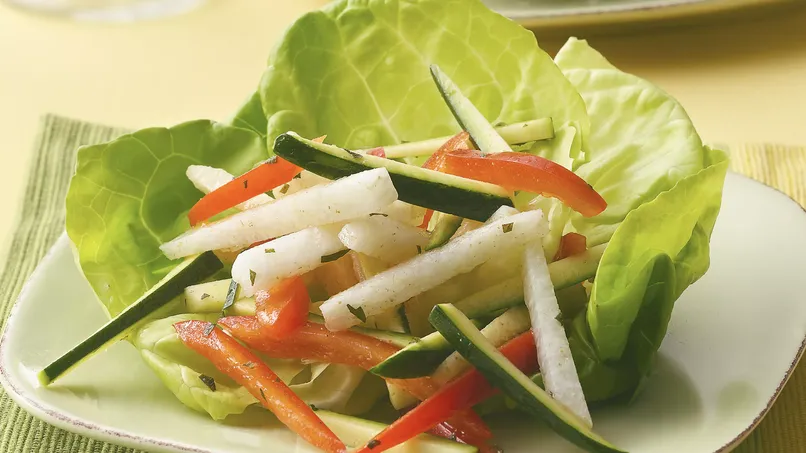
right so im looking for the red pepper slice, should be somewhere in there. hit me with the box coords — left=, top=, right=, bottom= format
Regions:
left=218, top=316, right=493, bottom=444
left=173, top=320, right=346, bottom=453
left=443, top=150, right=607, bottom=218
left=554, top=232, right=588, bottom=261
left=255, top=277, right=310, bottom=340
left=187, top=136, right=326, bottom=226
left=367, top=147, right=386, bottom=158
left=418, top=132, right=471, bottom=229
left=354, top=331, right=538, bottom=453
left=187, top=157, right=301, bottom=226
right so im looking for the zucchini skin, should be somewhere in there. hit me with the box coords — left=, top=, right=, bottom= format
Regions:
left=273, top=133, right=513, bottom=222
left=430, top=304, right=626, bottom=453
left=39, top=251, right=222, bottom=385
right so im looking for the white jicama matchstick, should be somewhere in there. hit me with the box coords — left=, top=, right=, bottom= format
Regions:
left=339, top=216, right=430, bottom=265
left=320, top=210, right=548, bottom=331
left=523, top=240, right=592, bottom=427
left=232, top=226, right=345, bottom=296
left=160, top=168, right=398, bottom=259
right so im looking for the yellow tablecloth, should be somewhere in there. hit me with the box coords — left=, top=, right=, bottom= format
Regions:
left=0, top=2, right=804, bottom=452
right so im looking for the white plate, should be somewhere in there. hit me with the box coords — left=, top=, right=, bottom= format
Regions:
left=1, top=173, right=805, bottom=453
left=487, top=0, right=798, bottom=29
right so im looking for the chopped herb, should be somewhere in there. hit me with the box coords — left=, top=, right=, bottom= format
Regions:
left=416, top=245, right=422, bottom=254
left=346, top=304, right=367, bottom=323
left=274, top=377, right=282, bottom=383
left=200, top=293, right=210, bottom=300
left=321, top=249, right=350, bottom=263
left=222, top=280, right=239, bottom=314
left=279, top=184, right=290, bottom=194
left=243, top=180, right=249, bottom=189
left=368, top=439, right=381, bottom=449
left=249, top=269, right=257, bottom=286
left=369, top=212, right=388, bottom=217
left=199, top=374, right=216, bottom=391
left=265, top=191, right=276, bottom=199
left=264, top=248, right=276, bottom=254
left=493, top=121, right=508, bottom=128
left=502, top=222, right=514, bottom=233
left=260, top=388, right=267, bottom=401
left=243, top=361, right=257, bottom=369
left=309, top=404, right=319, bottom=412
left=203, top=322, right=216, bottom=336
left=293, top=173, right=302, bottom=179
left=345, top=149, right=363, bottom=159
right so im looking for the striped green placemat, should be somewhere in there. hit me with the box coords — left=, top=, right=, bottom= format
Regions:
left=0, top=115, right=802, bottom=452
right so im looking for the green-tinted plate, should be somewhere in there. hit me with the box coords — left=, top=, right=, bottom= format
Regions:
left=487, top=0, right=799, bottom=30
left=1, top=172, right=805, bottom=452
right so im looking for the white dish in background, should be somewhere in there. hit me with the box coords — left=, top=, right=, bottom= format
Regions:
left=487, top=0, right=799, bottom=29
left=0, top=172, right=805, bottom=452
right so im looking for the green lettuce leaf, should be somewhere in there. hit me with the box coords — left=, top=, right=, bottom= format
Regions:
left=229, top=91, right=269, bottom=138
left=65, top=120, right=267, bottom=316
left=550, top=39, right=729, bottom=398
left=134, top=314, right=385, bottom=420
left=133, top=314, right=259, bottom=420
left=259, top=0, right=589, bottom=160
left=555, top=38, right=712, bottom=247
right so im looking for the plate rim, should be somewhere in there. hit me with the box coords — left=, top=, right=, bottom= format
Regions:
left=0, top=173, right=804, bottom=453
left=508, top=0, right=798, bottom=29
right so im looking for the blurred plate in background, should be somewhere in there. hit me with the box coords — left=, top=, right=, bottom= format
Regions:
left=486, top=0, right=798, bottom=30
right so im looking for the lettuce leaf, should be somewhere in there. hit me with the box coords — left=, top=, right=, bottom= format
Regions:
left=134, top=314, right=386, bottom=420
left=65, top=121, right=267, bottom=316
left=550, top=40, right=729, bottom=398
left=258, top=0, right=589, bottom=161
left=555, top=38, right=713, bottom=247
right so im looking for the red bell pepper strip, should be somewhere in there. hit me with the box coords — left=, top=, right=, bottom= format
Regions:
left=187, top=157, right=301, bottom=226
left=443, top=150, right=607, bottom=218
left=255, top=277, right=310, bottom=340
left=554, top=232, right=588, bottom=261
left=218, top=316, right=492, bottom=443
left=367, top=147, right=386, bottom=158
left=173, top=320, right=346, bottom=453
left=187, top=136, right=326, bottom=226
left=418, top=132, right=471, bottom=229
left=354, top=331, right=538, bottom=453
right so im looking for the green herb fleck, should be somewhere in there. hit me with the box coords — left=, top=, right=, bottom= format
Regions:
left=243, top=180, right=248, bottom=189
left=493, top=121, right=508, bottom=128
left=502, top=223, right=514, bottom=233
left=260, top=388, right=267, bottom=401
left=222, top=280, right=239, bottom=314
left=264, top=248, right=276, bottom=254
left=203, top=322, right=216, bottom=336
left=249, top=269, right=257, bottom=286
left=200, top=293, right=210, bottom=300
left=279, top=184, right=290, bottom=194
left=199, top=374, right=216, bottom=391
left=265, top=191, right=276, bottom=199
left=347, top=304, right=366, bottom=323
left=416, top=245, right=422, bottom=254
left=345, top=149, right=363, bottom=159
left=243, top=362, right=256, bottom=369
left=368, top=439, right=381, bottom=449
left=369, top=212, right=388, bottom=217
left=293, top=173, right=302, bottom=179
left=321, top=249, right=350, bottom=263
left=309, top=404, right=319, bottom=412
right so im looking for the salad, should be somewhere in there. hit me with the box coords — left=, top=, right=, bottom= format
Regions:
left=39, top=0, right=729, bottom=452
